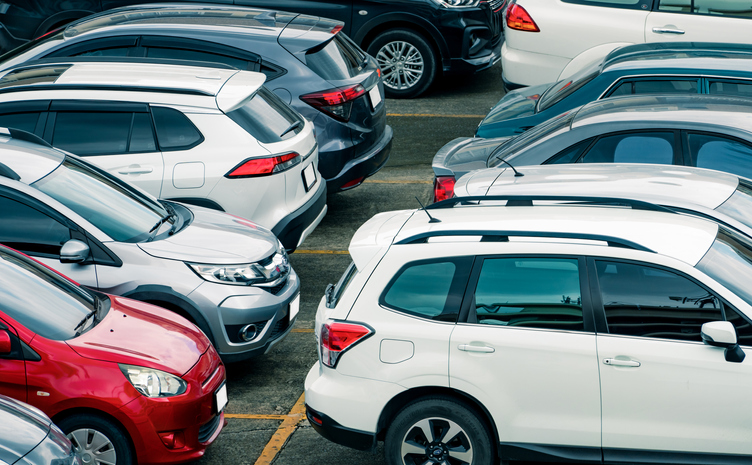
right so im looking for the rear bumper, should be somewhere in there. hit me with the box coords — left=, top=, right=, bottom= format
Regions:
left=501, top=41, right=569, bottom=88
left=272, top=176, right=327, bottom=252
left=306, top=405, right=377, bottom=451
left=326, top=125, right=393, bottom=193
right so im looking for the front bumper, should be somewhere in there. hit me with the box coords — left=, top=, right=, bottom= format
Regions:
left=326, top=125, right=393, bottom=193
left=272, top=174, right=327, bottom=252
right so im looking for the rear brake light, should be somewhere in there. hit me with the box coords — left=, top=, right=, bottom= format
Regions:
left=320, top=321, right=373, bottom=368
left=506, top=4, right=539, bottom=32
left=331, top=25, right=343, bottom=34
left=433, top=176, right=456, bottom=203
left=225, top=152, right=300, bottom=178
left=301, top=84, right=366, bottom=122
left=341, top=176, right=364, bottom=190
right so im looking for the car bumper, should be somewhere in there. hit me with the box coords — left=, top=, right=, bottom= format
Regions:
left=306, top=405, right=376, bottom=451
left=326, top=125, right=393, bottom=192
left=447, top=39, right=502, bottom=75
left=501, top=41, right=569, bottom=89
left=272, top=174, right=327, bottom=252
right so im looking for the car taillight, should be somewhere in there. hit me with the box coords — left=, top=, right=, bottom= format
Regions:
left=225, top=152, right=300, bottom=178
left=301, top=84, right=366, bottom=122
left=507, top=4, right=539, bottom=32
left=433, top=176, right=456, bottom=203
left=320, top=321, right=373, bottom=368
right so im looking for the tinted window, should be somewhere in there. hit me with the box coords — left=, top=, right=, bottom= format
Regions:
left=52, top=112, right=131, bottom=155
left=472, top=258, right=583, bottom=331
left=0, top=112, right=40, bottom=133
left=580, top=132, right=675, bottom=164
left=227, top=87, right=303, bottom=144
left=145, top=46, right=251, bottom=70
left=151, top=107, right=202, bottom=150
left=0, top=196, right=70, bottom=257
left=129, top=113, right=157, bottom=152
left=596, top=260, right=722, bottom=341
left=658, top=0, right=752, bottom=18
left=709, top=80, right=752, bottom=97
left=697, top=227, right=752, bottom=309
left=489, top=112, right=576, bottom=167
left=75, top=47, right=131, bottom=57
left=562, top=0, right=648, bottom=10
left=0, top=248, right=96, bottom=341
left=688, top=132, right=752, bottom=179
left=607, top=79, right=699, bottom=96
left=724, top=305, right=752, bottom=346
left=306, top=34, right=365, bottom=80
left=545, top=139, right=594, bottom=164
left=538, top=62, right=600, bottom=111
left=717, top=180, right=752, bottom=231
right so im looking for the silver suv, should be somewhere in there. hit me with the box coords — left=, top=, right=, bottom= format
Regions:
left=0, top=128, right=299, bottom=362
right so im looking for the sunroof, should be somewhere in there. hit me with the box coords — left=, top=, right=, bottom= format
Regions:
left=0, top=66, right=70, bottom=89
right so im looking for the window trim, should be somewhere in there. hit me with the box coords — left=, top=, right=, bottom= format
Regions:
left=655, top=0, right=752, bottom=19
left=683, top=129, right=752, bottom=169
left=44, top=35, right=140, bottom=58
left=601, top=75, right=702, bottom=99
left=574, top=129, right=682, bottom=165
left=560, top=0, right=653, bottom=11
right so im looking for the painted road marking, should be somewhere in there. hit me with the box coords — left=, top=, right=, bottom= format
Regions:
left=364, top=179, right=432, bottom=184
left=387, top=113, right=485, bottom=118
left=294, top=249, right=349, bottom=255
left=254, top=393, right=307, bottom=465
left=225, top=414, right=288, bottom=420
left=291, top=328, right=314, bottom=333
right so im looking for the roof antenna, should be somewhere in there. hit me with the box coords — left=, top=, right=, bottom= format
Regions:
left=499, top=159, right=524, bottom=177
left=415, top=197, right=441, bottom=223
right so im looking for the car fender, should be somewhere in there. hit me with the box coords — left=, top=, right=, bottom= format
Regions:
left=354, top=13, right=449, bottom=65
left=558, top=42, right=633, bottom=82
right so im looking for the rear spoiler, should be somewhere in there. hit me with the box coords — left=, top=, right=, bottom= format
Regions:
left=278, top=14, right=344, bottom=63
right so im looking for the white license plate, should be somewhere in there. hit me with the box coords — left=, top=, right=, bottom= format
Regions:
left=302, top=163, right=317, bottom=192
left=215, top=382, right=228, bottom=413
left=289, top=294, right=300, bottom=321
left=368, top=85, right=382, bottom=110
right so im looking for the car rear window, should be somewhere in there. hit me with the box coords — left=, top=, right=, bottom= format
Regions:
left=305, top=34, right=366, bottom=81
left=227, top=87, right=303, bottom=144
left=489, top=111, right=576, bottom=167
left=538, top=59, right=602, bottom=111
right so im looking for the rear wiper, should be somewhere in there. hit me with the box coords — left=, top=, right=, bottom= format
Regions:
left=279, top=121, right=302, bottom=138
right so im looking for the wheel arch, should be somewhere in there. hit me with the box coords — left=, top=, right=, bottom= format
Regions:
left=53, top=407, right=137, bottom=460
left=375, top=386, right=500, bottom=451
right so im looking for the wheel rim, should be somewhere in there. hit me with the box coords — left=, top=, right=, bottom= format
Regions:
left=400, top=417, right=473, bottom=465
left=376, top=40, right=424, bottom=91
left=68, top=428, right=118, bottom=465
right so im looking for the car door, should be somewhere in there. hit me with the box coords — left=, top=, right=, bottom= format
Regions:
left=646, top=0, right=752, bottom=44
left=0, top=192, right=98, bottom=287
left=449, top=256, right=602, bottom=458
left=0, top=319, right=28, bottom=403
left=45, top=101, right=164, bottom=197
left=590, top=258, right=752, bottom=460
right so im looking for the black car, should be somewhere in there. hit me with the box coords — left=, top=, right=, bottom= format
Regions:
left=0, top=0, right=504, bottom=98
left=0, top=4, right=392, bottom=193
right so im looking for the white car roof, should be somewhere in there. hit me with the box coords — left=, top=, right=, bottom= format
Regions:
left=456, top=163, right=740, bottom=210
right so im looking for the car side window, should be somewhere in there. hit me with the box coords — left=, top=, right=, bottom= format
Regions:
left=560, top=0, right=650, bottom=11
left=74, top=47, right=132, bottom=57
left=579, top=132, right=676, bottom=164
left=0, top=195, right=71, bottom=257
left=52, top=112, right=138, bottom=156
left=607, top=78, right=699, bottom=97
left=687, top=132, right=752, bottom=180
left=151, top=107, right=203, bottom=151
left=658, top=0, right=752, bottom=18
left=380, top=258, right=472, bottom=322
left=545, top=139, right=594, bottom=164
left=471, top=257, right=584, bottom=331
left=144, top=46, right=253, bottom=71
left=0, top=112, right=42, bottom=133
left=596, top=260, right=722, bottom=341
left=724, top=304, right=752, bottom=346
left=708, top=79, right=752, bottom=98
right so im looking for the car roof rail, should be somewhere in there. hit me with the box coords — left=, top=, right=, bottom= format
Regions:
left=7, top=56, right=239, bottom=72
left=395, top=230, right=655, bottom=252
left=427, top=195, right=675, bottom=214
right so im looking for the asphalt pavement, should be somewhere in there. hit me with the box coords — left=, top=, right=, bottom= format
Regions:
left=199, top=62, right=506, bottom=465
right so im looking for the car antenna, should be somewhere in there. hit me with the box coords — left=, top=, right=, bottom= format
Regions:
left=499, top=159, right=524, bottom=176
left=415, top=197, right=441, bottom=223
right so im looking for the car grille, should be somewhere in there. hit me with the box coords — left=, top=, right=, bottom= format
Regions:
left=269, top=315, right=290, bottom=341
left=198, top=414, right=221, bottom=444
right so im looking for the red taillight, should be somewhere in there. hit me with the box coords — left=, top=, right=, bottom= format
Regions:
left=433, top=176, right=456, bottom=203
left=225, top=152, right=300, bottom=178
left=341, top=176, right=365, bottom=190
left=506, top=4, right=539, bottom=32
left=331, top=25, right=343, bottom=34
left=301, top=84, right=366, bottom=122
left=320, top=321, right=373, bottom=368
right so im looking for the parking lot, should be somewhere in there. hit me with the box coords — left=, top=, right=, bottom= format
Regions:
left=199, top=63, right=505, bottom=465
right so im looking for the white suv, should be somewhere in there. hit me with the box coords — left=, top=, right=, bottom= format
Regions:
left=503, top=0, right=752, bottom=89
left=0, top=60, right=326, bottom=251
left=305, top=198, right=752, bottom=464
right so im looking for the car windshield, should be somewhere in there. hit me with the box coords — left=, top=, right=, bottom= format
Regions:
left=716, top=179, right=752, bottom=230
left=0, top=247, right=98, bottom=340
left=697, top=226, right=752, bottom=308
left=0, top=29, right=65, bottom=70
left=33, top=157, right=170, bottom=243
left=537, top=58, right=603, bottom=112
left=488, top=111, right=576, bottom=167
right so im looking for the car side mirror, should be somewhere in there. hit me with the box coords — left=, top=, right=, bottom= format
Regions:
left=0, top=330, right=11, bottom=355
left=702, top=321, right=745, bottom=363
left=60, top=239, right=90, bottom=264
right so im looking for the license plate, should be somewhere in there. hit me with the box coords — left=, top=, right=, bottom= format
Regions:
left=214, top=382, right=228, bottom=414
left=368, top=85, right=382, bottom=110
left=302, top=163, right=317, bottom=192
left=289, top=294, right=300, bottom=321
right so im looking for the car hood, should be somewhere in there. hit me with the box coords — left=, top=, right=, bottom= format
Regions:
left=0, top=395, right=50, bottom=463
left=477, top=83, right=551, bottom=134
left=66, top=296, right=209, bottom=376
left=432, top=137, right=515, bottom=180
left=138, top=206, right=278, bottom=265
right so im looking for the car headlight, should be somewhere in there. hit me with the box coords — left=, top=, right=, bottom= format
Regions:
left=187, top=251, right=290, bottom=287
left=431, top=0, right=479, bottom=8
left=119, top=364, right=187, bottom=397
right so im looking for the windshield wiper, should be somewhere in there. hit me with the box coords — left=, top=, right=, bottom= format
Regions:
left=74, top=308, right=97, bottom=336
left=279, top=121, right=302, bottom=138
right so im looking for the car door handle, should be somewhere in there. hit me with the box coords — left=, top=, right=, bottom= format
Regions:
left=603, top=358, right=641, bottom=367
left=652, top=27, right=685, bottom=35
left=118, top=165, right=153, bottom=174
left=458, top=344, right=495, bottom=353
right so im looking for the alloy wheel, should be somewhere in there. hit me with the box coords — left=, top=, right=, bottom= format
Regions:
left=68, top=428, right=118, bottom=465
left=376, top=40, right=424, bottom=91
left=400, top=417, right=473, bottom=465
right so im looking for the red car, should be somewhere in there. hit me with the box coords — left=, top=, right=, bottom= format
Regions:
left=0, top=245, right=226, bottom=465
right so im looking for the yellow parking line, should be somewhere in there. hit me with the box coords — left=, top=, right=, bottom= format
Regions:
left=254, top=393, right=307, bottom=465
left=294, top=249, right=349, bottom=255
left=364, top=179, right=432, bottom=184
left=387, top=113, right=485, bottom=118
left=225, top=414, right=288, bottom=420
left=291, top=328, right=314, bottom=333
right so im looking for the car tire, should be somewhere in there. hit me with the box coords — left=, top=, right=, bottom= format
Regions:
left=385, top=397, right=493, bottom=465
left=367, top=29, right=437, bottom=99
left=58, top=414, right=134, bottom=465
